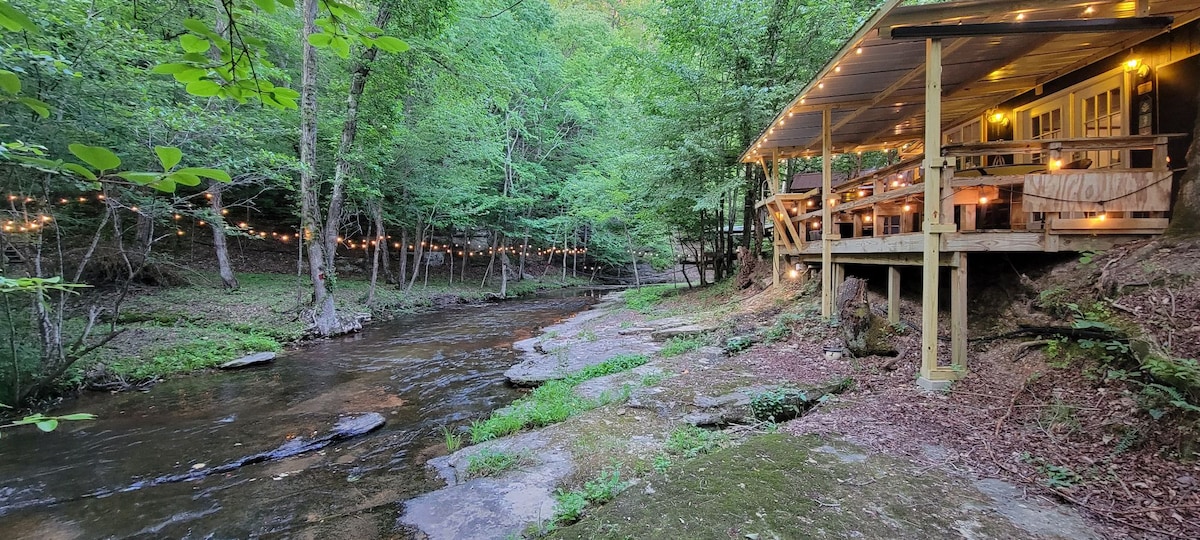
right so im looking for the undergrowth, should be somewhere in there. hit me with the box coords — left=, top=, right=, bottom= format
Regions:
left=469, top=354, right=648, bottom=443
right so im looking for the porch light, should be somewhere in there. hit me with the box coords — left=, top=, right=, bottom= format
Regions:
left=834, top=66, right=841, bottom=73
left=1125, top=58, right=1142, bottom=71
left=856, top=47, right=863, bottom=55
left=1084, top=6, right=1095, bottom=15
left=807, top=200, right=814, bottom=207
left=818, top=83, right=824, bottom=89
left=988, top=111, right=1007, bottom=124
left=812, top=221, right=821, bottom=229
left=828, top=198, right=837, bottom=206
left=979, top=197, right=988, bottom=205
left=1097, top=212, right=1107, bottom=221
left=1049, top=159, right=1063, bottom=170
left=857, top=190, right=866, bottom=197
left=903, top=204, right=912, bottom=212
left=864, top=215, right=872, bottom=223
left=789, top=269, right=799, bottom=279
left=1016, top=13, right=1025, bottom=21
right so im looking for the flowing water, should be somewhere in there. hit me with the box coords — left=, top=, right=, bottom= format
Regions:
left=0, top=291, right=600, bottom=539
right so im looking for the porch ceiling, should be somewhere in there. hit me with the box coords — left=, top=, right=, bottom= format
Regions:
left=741, top=0, right=1200, bottom=163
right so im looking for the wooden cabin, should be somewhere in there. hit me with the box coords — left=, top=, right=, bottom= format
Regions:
left=744, top=0, right=1200, bottom=389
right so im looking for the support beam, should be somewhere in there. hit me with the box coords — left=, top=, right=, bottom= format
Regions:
left=918, top=38, right=951, bottom=389
left=889, top=17, right=1173, bottom=40
left=821, top=107, right=834, bottom=319
left=951, top=252, right=968, bottom=373
left=887, top=266, right=901, bottom=324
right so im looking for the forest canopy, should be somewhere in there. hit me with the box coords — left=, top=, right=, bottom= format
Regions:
left=0, top=0, right=879, bottom=402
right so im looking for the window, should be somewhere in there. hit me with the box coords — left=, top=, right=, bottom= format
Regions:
left=945, top=120, right=983, bottom=169
left=882, top=215, right=901, bottom=235
left=1030, top=108, right=1062, bottom=163
left=1080, top=87, right=1122, bottom=167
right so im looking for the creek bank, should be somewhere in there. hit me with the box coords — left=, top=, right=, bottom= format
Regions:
left=403, top=281, right=1106, bottom=540
left=51, top=274, right=598, bottom=403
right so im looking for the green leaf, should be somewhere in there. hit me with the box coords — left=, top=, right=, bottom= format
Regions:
left=0, top=3, right=37, bottom=33
left=17, top=97, right=49, bottom=118
left=180, top=34, right=210, bottom=54
left=178, top=167, right=231, bottom=182
left=150, top=63, right=190, bottom=75
left=307, top=33, right=332, bottom=47
left=0, top=69, right=19, bottom=94
left=275, top=0, right=295, bottom=8
left=167, top=171, right=201, bottom=187
left=252, top=0, right=277, bottom=12
left=182, top=19, right=209, bottom=34
left=172, top=68, right=207, bottom=84
left=117, top=171, right=165, bottom=187
left=35, top=419, right=58, bottom=432
left=185, top=80, right=222, bottom=97
left=68, top=144, right=121, bottom=171
left=62, top=162, right=97, bottom=181
left=374, top=36, right=409, bottom=54
left=116, top=171, right=163, bottom=185
left=272, top=87, right=300, bottom=99
left=330, top=35, right=350, bottom=58
left=154, top=146, right=182, bottom=171
left=148, top=177, right=176, bottom=193
left=57, top=413, right=96, bottom=421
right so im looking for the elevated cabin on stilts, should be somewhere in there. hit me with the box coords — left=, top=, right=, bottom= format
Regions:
left=744, top=0, right=1200, bottom=390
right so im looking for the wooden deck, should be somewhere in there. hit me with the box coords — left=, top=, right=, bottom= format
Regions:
left=761, top=135, right=1178, bottom=263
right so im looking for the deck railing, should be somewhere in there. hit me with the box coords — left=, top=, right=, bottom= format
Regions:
left=759, top=135, right=1180, bottom=255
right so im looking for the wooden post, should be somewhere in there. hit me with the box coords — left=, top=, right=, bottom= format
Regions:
left=919, top=38, right=951, bottom=390
left=771, top=149, right=782, bottom=286
left=821, top=107, right=834, bottom=319
left=887, top=266, right=901, bottom=324
left=833, top=263, right=846, bottom=293
left=951, top=253, right=968, bottom=373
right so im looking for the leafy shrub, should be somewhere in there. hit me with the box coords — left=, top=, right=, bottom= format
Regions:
left=624, top=284, right=677, bottom=313
left=665, top=425, right=727, bottom=458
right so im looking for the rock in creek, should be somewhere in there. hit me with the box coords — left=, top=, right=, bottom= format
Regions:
left=91, top=413, right=384, bottom=498
left=218, top=351, right=277, bottom=369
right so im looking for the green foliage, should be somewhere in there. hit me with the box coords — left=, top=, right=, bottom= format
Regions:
left=749, top=387, right=807, bottom=422
left=441, top=425, right=463, bottom=452
left=624, top=285, right=678, bottom=313
left=659, top=336, right=703, bottom=358
left=724, top=335, right=756, bottom=354
left=1022, top=453, right=1083, bottom=489
left=465, top=448, right=525, bottom=478
left=652, top=453, right=672, bottom=473
left=470, top=354, right=647, bottom=443
left=0, top=408, right=96, bottom=438
left=551, top=468, right=629, bottom=527
left=665, top=425, right=728, bottom=458
left=106, top=332, right=280, bottom=381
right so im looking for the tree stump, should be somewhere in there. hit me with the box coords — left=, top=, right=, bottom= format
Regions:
left=837, top=277, right=898, bottom=357
left=733, top=246, right=758, bottom=290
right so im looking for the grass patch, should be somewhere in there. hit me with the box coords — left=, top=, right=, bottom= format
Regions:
left=465, top=448, right=526, bottom=478
left=658, top=336, right=703, bottom=358
left=624, top=284, right=678, bottom=313
left=470, top=354, right=648, bottom=443
left=547, top=468, right=629, bottom=530
left=105, top=330, right=281, bottom=381
left=665, top=425, right=728, bottom=458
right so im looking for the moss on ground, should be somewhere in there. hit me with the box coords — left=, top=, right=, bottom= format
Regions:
left=548, top=433, right=1027, bottom=539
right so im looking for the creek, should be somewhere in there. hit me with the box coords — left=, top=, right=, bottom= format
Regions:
left=0, top=290, right=599, bottom=539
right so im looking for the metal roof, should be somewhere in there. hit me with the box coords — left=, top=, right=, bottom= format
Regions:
left=741, top=0, right=1200, bottom=163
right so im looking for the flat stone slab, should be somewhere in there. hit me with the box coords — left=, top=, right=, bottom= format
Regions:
left=650, top=324, right=718, bottom=341
left=401, top=432, right=573, bottom=540
left=219, top=351, right=276, bottom=369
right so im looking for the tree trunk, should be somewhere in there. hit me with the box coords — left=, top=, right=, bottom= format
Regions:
left=742, top=163, right=754, bottom=250
left=208, top=183, right=239, bottom=290
left=366, top=204, right=383, bottom=305
left=323, top=6, right=394, bottom=271
left=407, top=223, right=425, bottom=292
left=518, top=232, right=528, bottom=280
left=1168, top=81, right=1200, bottom=236
left=499, top=233, right=510, bottom=297
left=398, top=227, right=408, bottom=286
left=299, top=0, right=339, bottom=336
